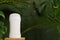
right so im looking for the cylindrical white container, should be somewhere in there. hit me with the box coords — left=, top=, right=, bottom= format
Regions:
left=9, top=13, right=21, bottom=38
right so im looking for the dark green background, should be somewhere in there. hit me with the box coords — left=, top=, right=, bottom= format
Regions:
left=0, top=0, right=60, bottom=40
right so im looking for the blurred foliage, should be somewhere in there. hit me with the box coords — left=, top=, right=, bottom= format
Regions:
left=57, top=24, right=60, bottom=33
left=0, top=11, right=5, bottom=18
left=0, top=0, right=60, bottom=40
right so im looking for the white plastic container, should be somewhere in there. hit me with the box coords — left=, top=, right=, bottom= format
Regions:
left=9, top=13, right=21, bottom=38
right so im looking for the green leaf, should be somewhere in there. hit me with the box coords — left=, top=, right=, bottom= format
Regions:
left=0, top=11, right=5, bottom=18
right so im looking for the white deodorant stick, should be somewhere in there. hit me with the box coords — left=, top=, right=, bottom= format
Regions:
left=9, top=13, right=21, bottom=38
